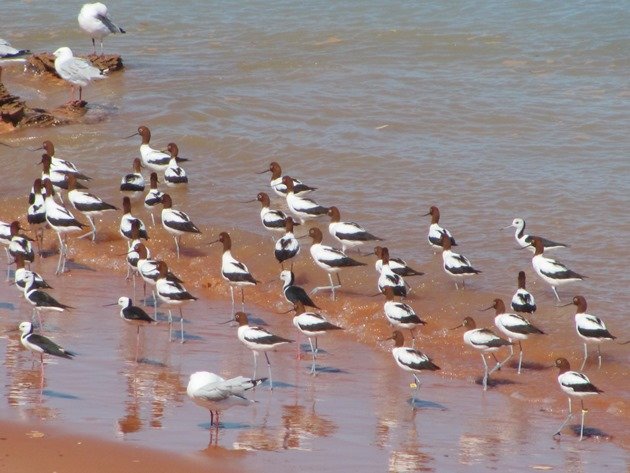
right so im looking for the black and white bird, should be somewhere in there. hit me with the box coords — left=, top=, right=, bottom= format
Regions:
left=484, top=298, right=544, bottom=374
left=251, top=191, right=294, bottom=233
left=451, top=317, right=511, bottom=391
left=134, top=242, right=181, bottom=315
left=505, top=218, right=568, bottom=252
left=234, top=311, right=293, bottom=390
left=27, top=178, right=47, bottom=255
left=382, top=286, right=426, bottom=346
left=280, top=269, right=320, bottom=309
left=531, top=237, right=584, bottom=302
left=308, top=227, right=366, bottom=301
left=37, top=140, right=91, bottom=181
left=327, top=206, right=383, bottom=253
left=13, top=254, right=51, bottom=292
left=67, top=174, right=117, bottom=242
left=43, top=179, right=86, bottom=274
left=374, top=246, right=424, bottom=278
left=377, top=247, right=407, bottom=298
left=511, top=271, right=537, bottom=313
left=22, top=273, right=72, bottom=325
left=187, top=371, right=266, bottom=428
left=283, top=176, right=328, bottom=224
left=120, top=158, right=145, bottom=197
left=385, top=330, right=440, bottom=400
left=163, top=143, right=188, bottom=187
left=292, top=301, right=343, bottom=374
left=120, top=196, right=149, bottom=241
left=40, top=153, right=88, bottom=201
left=129, top=126, right=188, bottom=173
left=563, top=295, right=616, bottom=370
left=78, top=2, right=126, bottom=55
left=259, top=161, right=316, bottom=197
left=144, top=172, right=164, bottom=226
left=424, top=206, right=456, bottom=251
left=107, top=296, right=155, bottom=362
left=155, top=261, right=197, bottom=343
left=210, top=232, right=258, bottom=311
left=441, top=233, right=481, bottom=289
left=274, top=217, right=300, bottom=267
left=161, top=194, right=201, bottom=258
left=19, top=321, right=75, bottom=365
left=553, top=357, right=603, bottom=441
left=7, top=221, right=34, bottom=263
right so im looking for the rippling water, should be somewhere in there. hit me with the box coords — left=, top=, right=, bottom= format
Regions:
left=1, top=0, right=629, bottom=470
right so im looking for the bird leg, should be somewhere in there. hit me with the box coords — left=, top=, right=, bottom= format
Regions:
left=174, top=235, right=180, bottom=259
left=517, top=341, right=524, bottom=374
left=229, top=286, right=235, bottom=313
left=241, top=287, right=246, bottom=312
left=580, top=343, right=588, bottom=371
left=597, top=344, right=602, bottom=369
left=308, top=337, right=317, bottom=375
left=500, top=343, right=515, bottom=371
left=310, top=272, right=341, bottom=300
left=553, top=398, right=573, bottom=439
left=78, top=215, right=97, bottom=241
left=489, top=353, right=502, bottom=373
left=480, top=353, right=489, bottom=391
left=579, top=400, right=588, bottom=441
left=409, top=329, right=416, bottom=348
left=168, top=309, right=173, bottom=342
left=179, top=306, right=185, bottom=344
left=264, top=352, right=274, bottom=390
left=135, top=325, right=140, bottom=363
left=551, top=286, right=561, bottom=302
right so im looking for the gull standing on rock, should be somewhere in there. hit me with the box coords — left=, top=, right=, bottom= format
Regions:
left=53, top=47, right=106, bottom=103
left=78, top=2, right=126, bottom=55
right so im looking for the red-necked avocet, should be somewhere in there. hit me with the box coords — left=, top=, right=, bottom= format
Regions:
left=553, top=357, right=603, bottom=441
left=120, top=158, right=145, bottom=197
left=451, top=317, right=511, bottom=390
left=561, top=295, right=616, bottom=370
left=258, top=161, right=316, bottom=197
left=327, top=206, right=383, bottom=253
left=27, top=178, right=46, bottom=255
left=283, top=176, right=329, bottom=224
left=144, top=172, right=164, bottom=226
left=40, top=153, right=88, bottom=202
left=530, top=237, right=584, bottom=302
left=120, top=196, right=149, bottom=241
left=67, top=174, right=118, bottom=242
left=19, top=321, right=75, bottom=367
left=155, top=260, right=197, bottom=343
left=504, top=218, right=568, bottom=252
left=161, top=194, right=201, bottom=258
left=384, top=330, right=440, bottom=404
left=209, top=232, right=258, bottom=312
left=78, top=2, right=125, bottom=55
left=163, top=143, right=188, bottom=187
left=374, top=246, right=424, bottom=278
left=307, top=227, right=366, bottom=300
left=424, top=206, right=456, bottom=251
left=187, top=371, right=266, bottom=430
left=233, top=311, right=293, bottom=390
left=482, top=298, right=544, bottom=374
left=511, top=271, right=537, bottom=313
left=43, top=179, right=86, bottom=274
left=382, top=286, right=426, bottom=347
left=291, top=301, right=343, bottom=374
left=128, top=126, right=188, bottom=173
left=440, top=233, right=481, bottom=289
left=274, top=217, right=300, bottom=268
left=7, top=220, right=34, bottom=264
left=249, top=192, right=295, bottom=234
left=105, top=296, right=155, bottom=362
left=377, top=247, right=407, bottom=298
left=36, top=140, right=91, bottom=181
left=280, top=269, right=320, bottom=309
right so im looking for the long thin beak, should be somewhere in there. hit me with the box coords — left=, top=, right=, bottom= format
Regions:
left=378, top=335, right=394, bottom=342
left=1, top=142, right=16, bottom=148
left=516, top=244, right=532, bottom=251
left=559, top=302, right=574, bottom=308
left=256, top=169, right=270, bottom=175
left=449, top=323, right=464, bottom=330
left=206, top=239, right=220, bottom=246
left=218, top=318, right=235, bottom=325
left=296, top=234, right=310, bottom=240
left=501, top=225, right=513, bottom=230
left=103, top=303, right=118, bottom=307
left=28, top=145, right=43, bottom=151
left=478, top=305, right=494, bottom=312
left=124, top=132, right=139, bottom=139
left=278, top=308, right=293, bottom=314
left=422, top=212, right=431, bottom=217
left=369, top=292, right=383, bottom=297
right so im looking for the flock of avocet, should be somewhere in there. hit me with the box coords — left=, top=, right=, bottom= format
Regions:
left=1, top=2, right=622, bottom=443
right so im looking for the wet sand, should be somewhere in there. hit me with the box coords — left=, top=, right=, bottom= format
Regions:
left=0, top=200, right=628, bottom=471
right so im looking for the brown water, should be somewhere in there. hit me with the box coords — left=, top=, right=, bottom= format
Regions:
left=1, top=1, right=629, bottom=470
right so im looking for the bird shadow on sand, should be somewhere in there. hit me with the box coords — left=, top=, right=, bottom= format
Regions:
left=261, top=379, right=296, bottom=389
left=568, top=425, right=611, bottom=440
left=503, top=360, right=548, bottom=371
left=63, top=259, right=97, bottom=272
left=408, top=397, right=447, bottom=410
left=198, top=421, right=251, bottom=431
left=309, top=364, right=348, bottom=374
left=136, top=358, right=168, bottom=368
left=43, top=389, right=80, bottom=400
left=475, top=377, right=518, bottom=388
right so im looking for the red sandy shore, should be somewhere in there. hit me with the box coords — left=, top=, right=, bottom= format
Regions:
left=0, top=420, right=246, bottom=473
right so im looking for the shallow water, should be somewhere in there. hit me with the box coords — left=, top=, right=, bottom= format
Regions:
left=1, top=0, right=629, bottom=470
